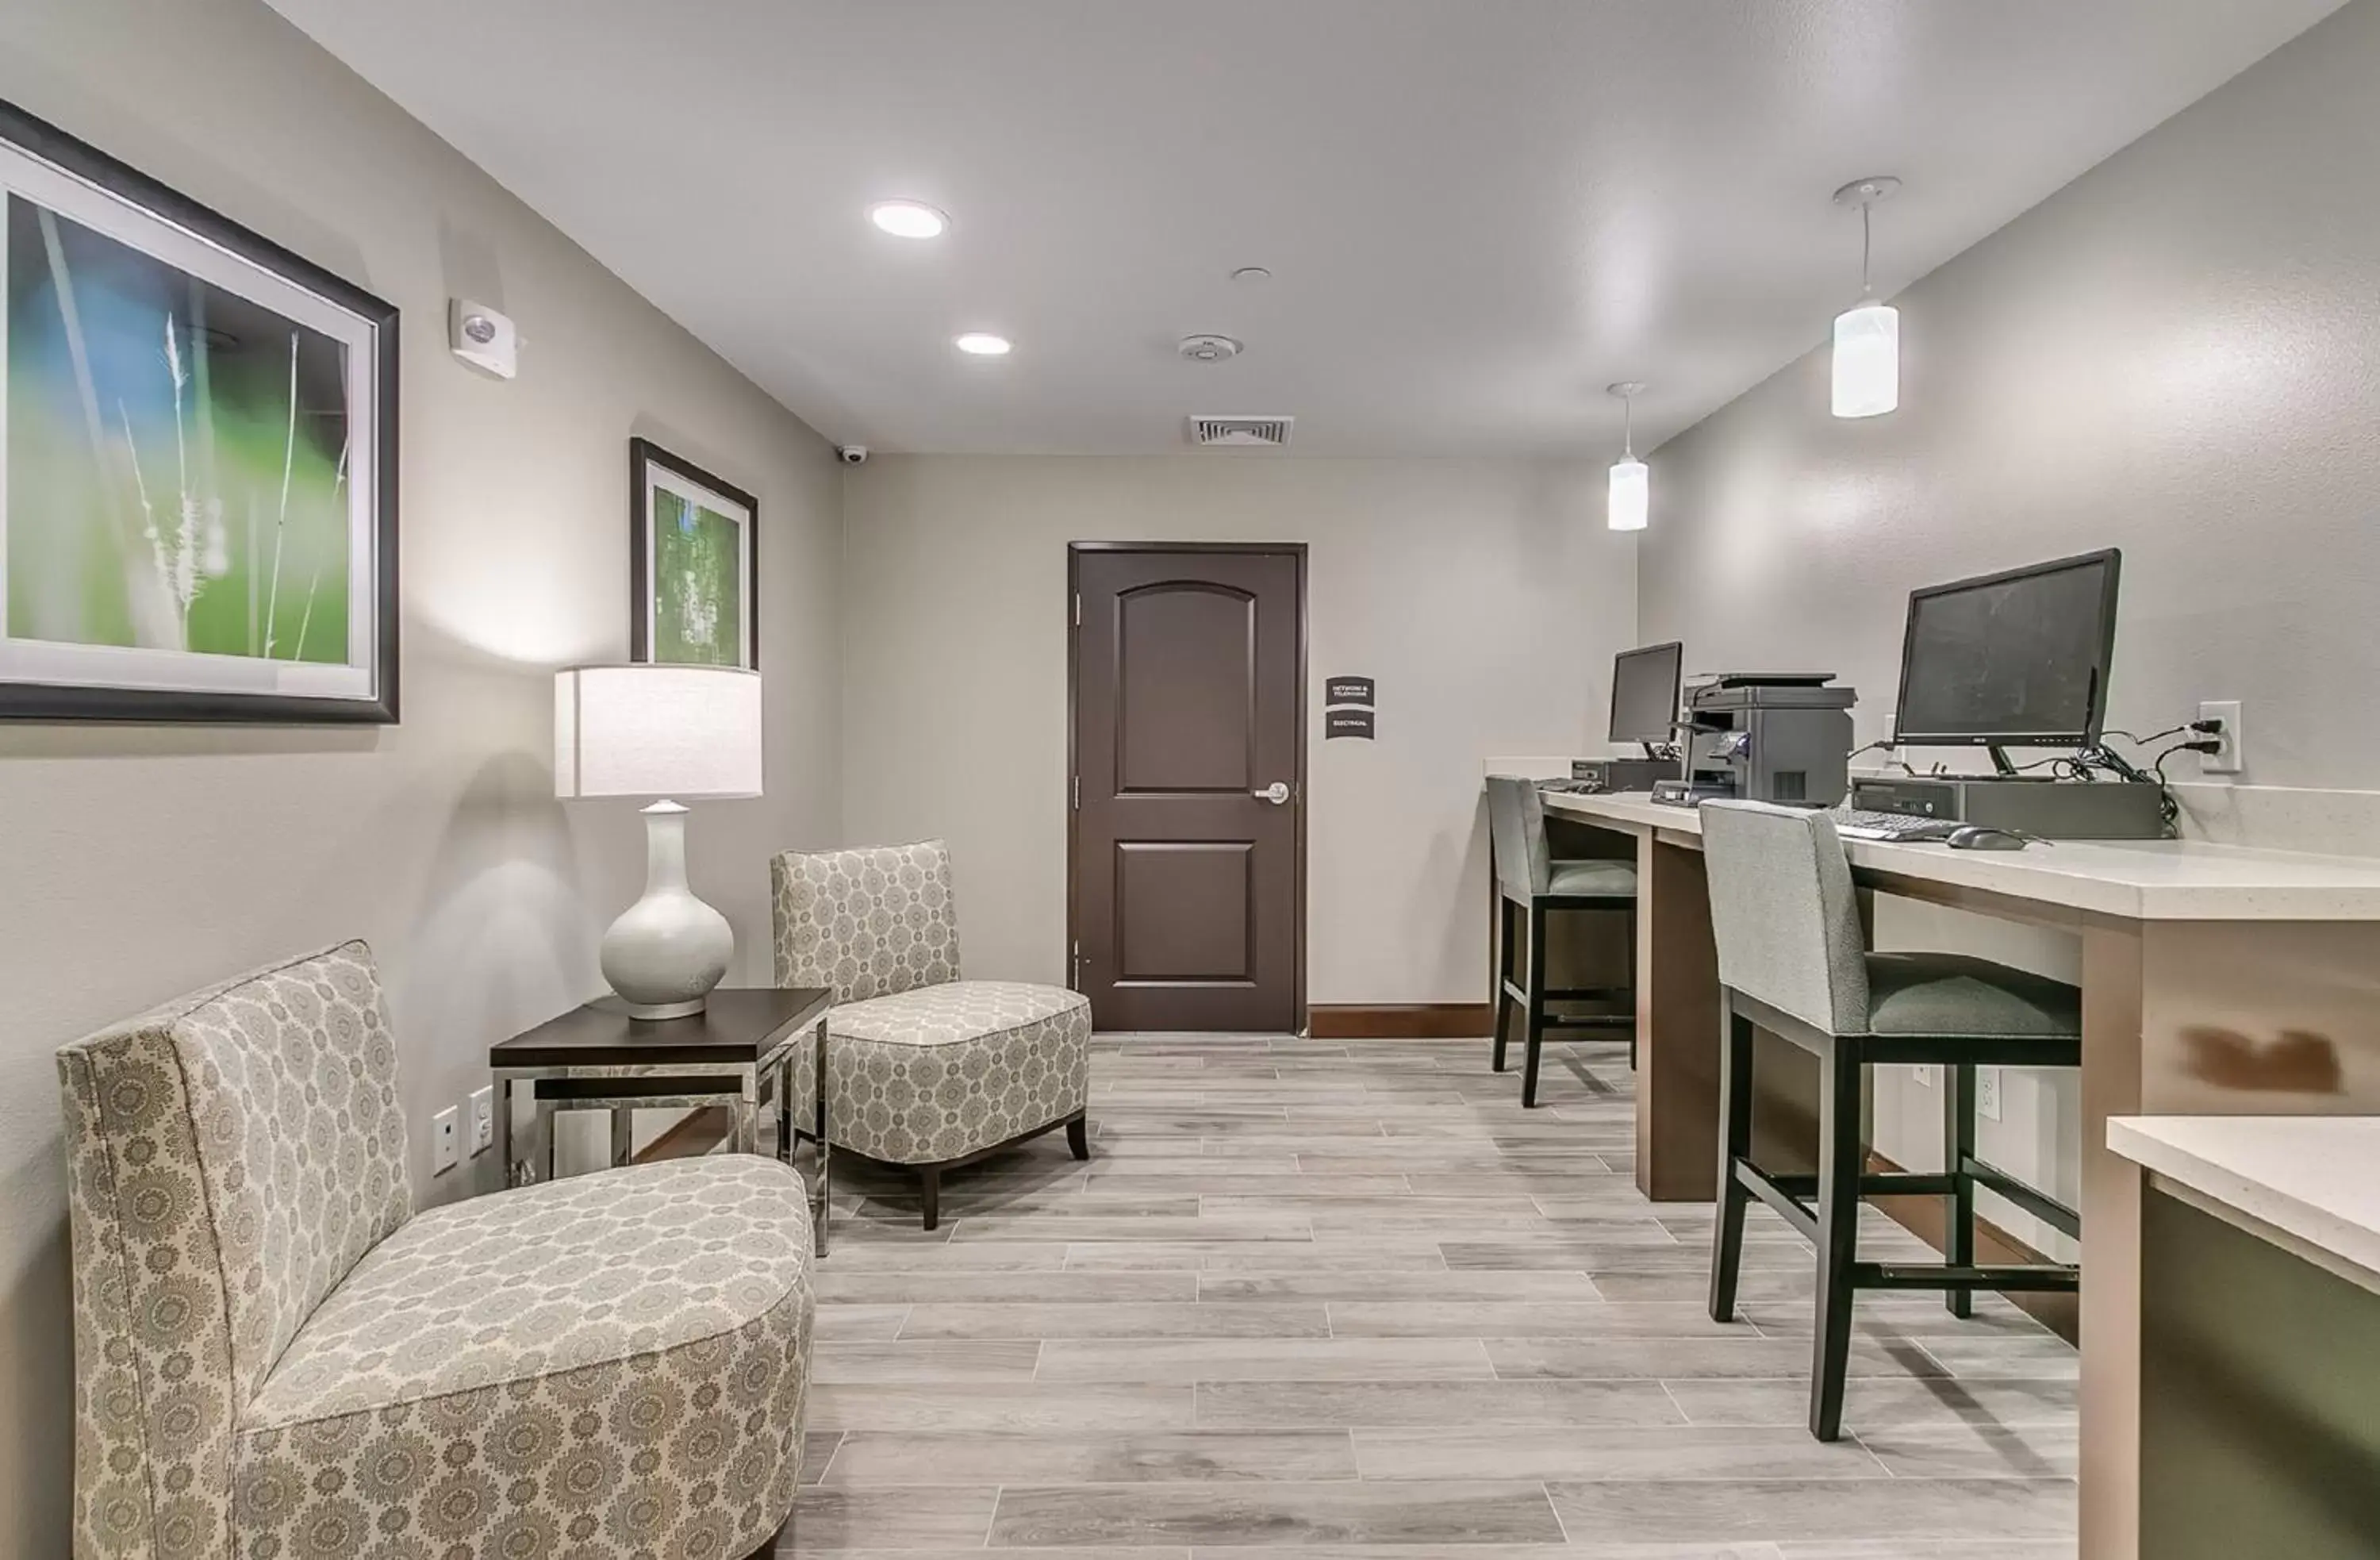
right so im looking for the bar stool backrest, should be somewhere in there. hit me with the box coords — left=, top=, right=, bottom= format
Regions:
left=1699, top=800, right=1871, bottom=1035
left=1486, top=775, right=1552, bottom=897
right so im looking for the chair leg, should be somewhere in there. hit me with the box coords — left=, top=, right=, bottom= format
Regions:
left=1809, top=1038, right=1864, bottom=1442
left=1491, top=897, right=1514, bottom=1074
left=1708, top=999, right=1756, bottom=1324
left=1520, top=902, right=1549, bottom=1108
left=1623, top=906, right=1639, bottom=1072
left=1067, top=1115, right=1091, bottom=1161
left=919, top=1166, right=942, bottom=1232
left=1944, top=1062, right=1976, bottom=1319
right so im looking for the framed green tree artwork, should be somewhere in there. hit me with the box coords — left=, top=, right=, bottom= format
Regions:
left=0, top=98, right=400, bottom=723
left=630, top=438, right=756, bottom=670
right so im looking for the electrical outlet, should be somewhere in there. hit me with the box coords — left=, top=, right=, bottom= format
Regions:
left=2198, top=700, right=2243, bottom=774
left=432, top=1105, right=460, bottom=1174
left=469, top=1085, right=495, bottom=1156
left=1976, top=1066, right=2003, bottom=1123
left=1911, top=1064, right=1937, bottom=1087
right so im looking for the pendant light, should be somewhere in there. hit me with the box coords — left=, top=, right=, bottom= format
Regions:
left=1831, top=176, right=1902, bottom=419
left=1606, top=382, right=1649, bottom=532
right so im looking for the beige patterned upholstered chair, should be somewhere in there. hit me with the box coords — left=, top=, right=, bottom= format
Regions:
left=772, top=840, right=1092, bottom=1228
left=56, top=940, right=816, bottom=1560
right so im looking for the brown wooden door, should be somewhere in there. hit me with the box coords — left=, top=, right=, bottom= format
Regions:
left=1071, top=545, right=1303, bottom=1032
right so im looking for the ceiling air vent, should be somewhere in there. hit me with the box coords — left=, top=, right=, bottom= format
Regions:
left=1189, top=416, right=1293, bottom=448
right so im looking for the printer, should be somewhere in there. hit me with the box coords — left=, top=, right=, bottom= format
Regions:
left=1653, top=672, right=1858, bottom=809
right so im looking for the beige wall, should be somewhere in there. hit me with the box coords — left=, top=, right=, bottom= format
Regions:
left=0, top=1, right=843, bottom=1548
left=840, top=455, right=1639, bottom=1007
left=1639, top=1, right=2380, bottom=1249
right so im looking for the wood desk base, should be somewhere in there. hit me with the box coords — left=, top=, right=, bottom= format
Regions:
left=1546, top=790, right=2380, bottom=1560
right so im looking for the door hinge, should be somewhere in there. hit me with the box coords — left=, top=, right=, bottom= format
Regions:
left=1073, top=593, right=1082, bottom=628
left=1072, top=774, right=1081, bottom=809
left=1072, top=939, right=1083, bottom=988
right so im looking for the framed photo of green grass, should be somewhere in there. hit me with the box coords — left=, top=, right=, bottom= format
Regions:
left=0, top=99, right=399, bottom=724
left=630, top=439, right=756, bottom=670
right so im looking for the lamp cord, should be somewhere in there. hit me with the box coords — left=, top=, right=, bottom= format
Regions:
left=1860, top=201, right=1874, bottom=297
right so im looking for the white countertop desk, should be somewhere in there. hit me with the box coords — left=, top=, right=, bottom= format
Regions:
left=2109, top=1114, right=2380, bottom=1291
left=1539, top=788, right=2380, bottom=1560
left=2106, top=1115, right=2380, bottom=1557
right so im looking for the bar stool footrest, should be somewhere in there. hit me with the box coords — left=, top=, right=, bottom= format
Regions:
left=1856, top=1261, right=2079, bottom=1293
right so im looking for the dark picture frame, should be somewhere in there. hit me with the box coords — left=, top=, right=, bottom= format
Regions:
left=0, top=98, right=400, bottom=724
left=629, top=437, right=758, bottom=670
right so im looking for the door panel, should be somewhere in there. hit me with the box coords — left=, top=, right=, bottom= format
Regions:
left=1117, top=841, right=1254, bottom=981
left=1118, top=585, right=1255, bottom=794
left=1074, top=548, right=1301, bottom=1032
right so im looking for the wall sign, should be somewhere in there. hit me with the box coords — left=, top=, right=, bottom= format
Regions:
left=1326, top=709, right=1375, bottom=740
left=1326, top=675, right=1374, bottom=706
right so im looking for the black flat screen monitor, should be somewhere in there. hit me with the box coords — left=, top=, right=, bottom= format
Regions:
left=1609, top=641, right=1685, bottom=749
left=1893, top=550, right=2121, bottom=748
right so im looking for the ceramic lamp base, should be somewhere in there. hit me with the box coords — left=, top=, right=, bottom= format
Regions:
left=600, top=800, right=734, bottom=1018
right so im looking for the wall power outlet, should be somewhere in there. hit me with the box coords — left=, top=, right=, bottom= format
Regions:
left=469, top=1085, right=495, bottom=1156
left=2198, top=700, right=2243, bottom=774
left=432, top=1105, right=460, bottom=1174
left=1976, top=1066, right=2003, bottom=1123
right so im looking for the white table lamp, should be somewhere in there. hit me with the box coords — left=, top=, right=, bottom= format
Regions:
left=556, top=664, right=763, bottom=1018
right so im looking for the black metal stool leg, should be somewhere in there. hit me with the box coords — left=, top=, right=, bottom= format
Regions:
left=1708, top=1001, right=1755, bottom=1323
left=1809, top=1037, right=1864, bottom=1442
left=1520, top=903, right=1549, bottom=1108
left=1491, top=897, right=1514, bottom=1074
left=1945, top=1061, right=1977, bottom=1319
left=1623, top=907, right=1639, bottom=1072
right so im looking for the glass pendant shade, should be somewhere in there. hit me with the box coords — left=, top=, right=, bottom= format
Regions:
left=1607, top=456, right=1649, bottom=532
left=1832, top=301, right=1900, bottom=418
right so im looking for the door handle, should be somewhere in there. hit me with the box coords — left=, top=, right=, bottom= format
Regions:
left=1254, top=782, right=1291, bottom=805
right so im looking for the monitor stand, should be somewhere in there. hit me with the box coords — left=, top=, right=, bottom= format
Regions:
left=1988, top=745, right=2020, bottom=778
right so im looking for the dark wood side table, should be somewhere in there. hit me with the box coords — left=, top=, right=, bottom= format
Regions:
left=489, top=987, right=836, bottom=1254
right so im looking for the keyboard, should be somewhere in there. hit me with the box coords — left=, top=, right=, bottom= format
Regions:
left=1827, top=807, right=1960, bottom=843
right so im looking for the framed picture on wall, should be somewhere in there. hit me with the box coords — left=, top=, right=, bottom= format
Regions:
left=0, top=98, right=400, bottom=723
left=630, top=437, right=757, bottom=669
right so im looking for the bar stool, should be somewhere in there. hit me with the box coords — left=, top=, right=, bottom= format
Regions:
left=1698, top=799, right=2080, bottom=1441
left=1485, top=775, right=1638, bottom=1107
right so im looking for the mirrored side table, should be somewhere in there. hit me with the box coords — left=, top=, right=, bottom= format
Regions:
left=488, top=986, right=836, bottom=1254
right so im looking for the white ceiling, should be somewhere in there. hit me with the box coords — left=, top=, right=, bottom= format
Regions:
left=271, top=0, right=2341, bottom=456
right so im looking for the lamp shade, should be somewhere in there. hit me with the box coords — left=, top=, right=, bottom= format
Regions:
left=1607, top=456, right=1649, bottom=532
left=1831, top=301, right=1900, bottom=418
left=555, top=664, right=762, bottom=799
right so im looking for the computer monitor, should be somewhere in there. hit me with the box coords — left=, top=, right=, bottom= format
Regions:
left=1892, top=549, right=2122, bottom=759
left=1609, top=640, right=1684, bottom=754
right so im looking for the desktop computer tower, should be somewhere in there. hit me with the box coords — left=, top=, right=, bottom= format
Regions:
left=1848, top=775, right=2169, bottom=840
left=1570, top=756, right=1679, bottom=793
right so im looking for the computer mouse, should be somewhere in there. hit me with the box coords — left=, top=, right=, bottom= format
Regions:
left=1945, top=824, right=2028, bottom=851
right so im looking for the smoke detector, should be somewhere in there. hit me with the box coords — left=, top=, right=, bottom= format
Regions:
left=1177, top=334, right=1243, bottom=363
left=1189, top=416, right=1292, bottom=448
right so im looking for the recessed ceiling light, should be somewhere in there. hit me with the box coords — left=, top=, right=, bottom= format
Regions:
left=869, top=200, right=949, bottom=239
left=954, top=332, right=1012, bottom=356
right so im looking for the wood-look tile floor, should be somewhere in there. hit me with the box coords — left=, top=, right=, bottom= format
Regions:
left=780, top=1036, right=2077, bottom=1558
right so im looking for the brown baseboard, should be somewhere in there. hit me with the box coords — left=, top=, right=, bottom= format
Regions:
left=1307, top=1002, right=1495, bottom=1039
left=1868, top=1150, right=2079, bottom=1345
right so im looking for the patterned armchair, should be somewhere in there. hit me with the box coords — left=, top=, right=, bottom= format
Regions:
left=771, top=840, right=1092, bottom=1228
left=57, top=941, right=815, bottom=1560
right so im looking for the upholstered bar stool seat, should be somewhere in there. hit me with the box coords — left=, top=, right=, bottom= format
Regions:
left=1699, top=801, right=2082, bottom=1443
left=1547, top=859, right=1641, bottom=897
left=1865, top=952, right=2082, bottom=1037
left=774, top=841, right=1092, bottom=1229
